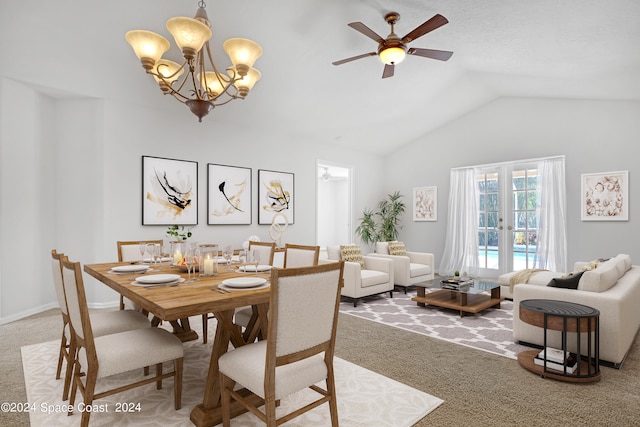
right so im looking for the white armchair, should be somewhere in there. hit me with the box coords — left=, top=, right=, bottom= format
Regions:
left=320, top=245, right=394, bottom=307
left=368, top=241, right=435, bottom=293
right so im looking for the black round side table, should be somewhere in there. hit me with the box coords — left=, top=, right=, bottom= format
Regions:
left=518, top=299, right=600, bottom=383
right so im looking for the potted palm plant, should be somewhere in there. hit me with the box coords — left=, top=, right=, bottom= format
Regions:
left=355, top=191, right=406, bottom=245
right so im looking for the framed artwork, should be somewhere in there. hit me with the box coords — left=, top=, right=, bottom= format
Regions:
left=207, top=164, right=251, bottom=225
left=413, top=186, right=437, bottom=221
left=581, top=170, right=629, bottom=221
left=142, top=156, right=197, bottom=225
left=258, top=169, right=294, bottom=225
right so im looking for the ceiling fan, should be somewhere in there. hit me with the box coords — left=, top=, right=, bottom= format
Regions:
left=332, top=11, right=453, bottom=78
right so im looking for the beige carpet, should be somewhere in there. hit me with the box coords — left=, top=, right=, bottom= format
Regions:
left=21, top=318, right=443, bottom=426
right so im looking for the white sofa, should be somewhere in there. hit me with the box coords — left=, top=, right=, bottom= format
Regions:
left=320, top=246, right=394, bottom=307
left=510, top=254, right=640, bottom=367
left=498, top=270, right=564, bottom=300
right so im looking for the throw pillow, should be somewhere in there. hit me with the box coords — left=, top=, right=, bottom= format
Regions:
left=388, top=241, right=407, bottom=256
left=340, top=244, right=365, bottom=269
left=547, top=271, right=584, bottom=289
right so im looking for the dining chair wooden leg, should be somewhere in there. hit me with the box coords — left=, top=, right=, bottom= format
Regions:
left=174, top=358, right=183, bottom=410
left=68, top=357, right=79, bottom=411
left=265, top=395, right=277, bottom=426
left=202, top=314, right=208, bottom=344
left=80, top=370, right=98, bottom=427
left=156, top=363, right=163, bottom=390
left=326, top=365, right=339, bottom=426
left=119, top=295, right=125, bottom=310
left=56, top=331, right=67, bottom=380
left=62, top=338, right=77, bottom=401
left=220, top=373, right=233, bottom=427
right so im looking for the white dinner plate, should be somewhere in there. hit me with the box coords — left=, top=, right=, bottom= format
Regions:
left=131, top=278, right=185, bottom=287
left=222, top=277, right=267, bottom=288
left=142, top=257, right=173, bottom=263
left=135, top=274, right=181, bottom=284
left=219, top=282, right=269, bottom=292
left=238, top=265, right=272, bottom=272
left=110, top=265, right=150, bottom=273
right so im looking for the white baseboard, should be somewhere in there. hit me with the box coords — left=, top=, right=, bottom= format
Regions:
left=0, top=300, right=119, bottom=325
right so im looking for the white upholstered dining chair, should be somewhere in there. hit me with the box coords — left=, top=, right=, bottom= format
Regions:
left=51, top=249, right=151, bottom=401
left=61, top=257, right=184, bottom=427
left=248, top=240, right=276, bottom=265
left=116, top=240, right=163, bottom=310
left=282, top=243, right=320, bottom=268
left=218, top=262, right=344, bottom=426
left=202, top=242, right=277, bottom=343
left=234, top=243, right=321, bottom=330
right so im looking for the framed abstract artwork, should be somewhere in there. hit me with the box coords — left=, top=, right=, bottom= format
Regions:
left=258, top=169, right=294, bottom=225
left=581, top=170, right=629, bottom=221
left=413, top=186, right=437, bottom=221
left=142, top=156, right=197, bottom=225
left=207, top=163, right=252, bottom=225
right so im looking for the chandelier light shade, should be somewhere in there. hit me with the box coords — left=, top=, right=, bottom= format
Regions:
left=125, top=1, right=263, bottom=122
left=125, top=31, right=170, bottom=70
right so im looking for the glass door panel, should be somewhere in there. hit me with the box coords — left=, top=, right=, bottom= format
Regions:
left=477, top=164, right=539, bottom=277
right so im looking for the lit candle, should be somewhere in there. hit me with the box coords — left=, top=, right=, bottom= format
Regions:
left=204, top=258, right=214, bottom=275
left=173, top=253, right=182, bottom=264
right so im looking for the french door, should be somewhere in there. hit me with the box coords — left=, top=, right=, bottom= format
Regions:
left=476, top=162, right=539, bottom=278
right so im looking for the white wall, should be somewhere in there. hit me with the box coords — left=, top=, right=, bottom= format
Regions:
left=0, top=83, right=385, bottom=322
left=385, top=97, right=640, bottom=270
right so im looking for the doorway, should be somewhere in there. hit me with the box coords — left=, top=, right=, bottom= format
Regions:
left=477, top=162, right=539, bottom=277
left=316, top=161, right=352, bottom=249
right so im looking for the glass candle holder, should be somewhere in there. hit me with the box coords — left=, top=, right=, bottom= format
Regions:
left=170, top=241, right=185, bottom=265
left=199, top=244, right=219, bottom=277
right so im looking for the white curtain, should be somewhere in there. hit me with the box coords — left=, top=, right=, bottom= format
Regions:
left=438, top=168, right=480, bottom=276
left=534, top=157, right=567, bottom=272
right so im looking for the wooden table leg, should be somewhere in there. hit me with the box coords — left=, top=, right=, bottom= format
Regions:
left=491, top=287, right=502, bottom=309
left=169, top=317, right=199, bottom=342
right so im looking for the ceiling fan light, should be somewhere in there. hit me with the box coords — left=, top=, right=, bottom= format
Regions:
left=379, top=46, right=406, bottom=65
left=223, top=38, right=263, bottom=73
left=125, top=30, right=170, bottom=70
left=166, top=17, right=212, bottom=60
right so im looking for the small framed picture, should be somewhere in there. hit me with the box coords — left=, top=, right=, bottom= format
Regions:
left=207, top=164, right=251, bottom=225
left=581, top=171, right=629, bottom=221
left=413, top=186, right=437, bottom=221
left=142, top=156, right=198, bottom=225
left=258, top=169, right=294, bottom=225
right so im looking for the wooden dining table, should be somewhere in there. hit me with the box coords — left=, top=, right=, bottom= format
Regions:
left=84, top=260, right=272, bottom=427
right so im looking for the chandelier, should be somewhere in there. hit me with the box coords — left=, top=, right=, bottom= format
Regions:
left=125, top=1, right=262, bottom=122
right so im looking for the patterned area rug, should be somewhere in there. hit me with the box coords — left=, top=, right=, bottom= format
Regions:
left=22, top=318, right=443, bottom=426
left=339, top=288, right=531, bottom=360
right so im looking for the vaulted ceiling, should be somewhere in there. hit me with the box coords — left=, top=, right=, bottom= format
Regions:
left=2, top=0, right=639, bottom=155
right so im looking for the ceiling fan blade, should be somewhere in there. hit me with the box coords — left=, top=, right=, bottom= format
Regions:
left=408, top=47, right=453, bottom=61
left=348, top=22, right=385, bottom=43
left=402, top=14, right=449, bottom=44
left=382, top=64, right=395, bottom=79
left=332, top=52, right=377, bottom=66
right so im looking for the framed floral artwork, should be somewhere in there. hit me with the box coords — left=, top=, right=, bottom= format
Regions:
left=142, top=156, right=197, bottom=225
left=207, top=163, right=251, bottom=225
left=581, top=170, right=629, bottom=221
left=413, top=186, right=437, bottom=221
left=258, top=169, right=294, bottom=225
